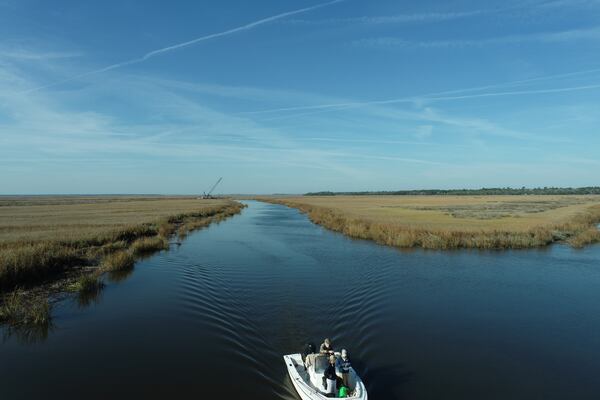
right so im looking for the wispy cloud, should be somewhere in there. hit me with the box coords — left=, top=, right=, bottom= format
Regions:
left=539, top=0, right=600, bottom=9
left=284, top=10, right=484, bottom=25
left=297, top=137, right=448, bottom=146
left=240, top=66, right=600, bottom=118
left=23, top=0, right=348, bottom=93
left=0, top=49, right=81, bottom=61
left=280, top=0, right=599, bottom=26
left=352, top=26, right=600, bottom=49
left=3, top=2, right=599, bottom=193
left=414, top=125, right=433, bottom=140
left=138, top=0, right=346, bottom=59
left=6, top=54, right=440, bottom=181
left=425, top=83, right=600, bottom=101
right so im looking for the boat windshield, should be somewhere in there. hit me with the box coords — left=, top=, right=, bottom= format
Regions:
left=314, top=355, right=329, bottom=374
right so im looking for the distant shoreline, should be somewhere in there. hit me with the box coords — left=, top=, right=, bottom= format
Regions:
left=305, top=187, right=600, bottom=196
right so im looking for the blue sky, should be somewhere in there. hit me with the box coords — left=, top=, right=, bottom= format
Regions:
left=1, top=0, right=599, bottom=194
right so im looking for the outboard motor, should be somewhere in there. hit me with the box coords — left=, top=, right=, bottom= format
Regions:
left=301, top=343, right=316, bottom=362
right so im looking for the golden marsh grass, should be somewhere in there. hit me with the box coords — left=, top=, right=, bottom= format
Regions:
left=0, top=196, right=245, bottom=291
left=262, top=195, right=600, bottom=250
left=0, top=290, right=51, bottom=327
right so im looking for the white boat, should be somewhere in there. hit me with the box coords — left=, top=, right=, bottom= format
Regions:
left=283, top=352, right=368, bottom=399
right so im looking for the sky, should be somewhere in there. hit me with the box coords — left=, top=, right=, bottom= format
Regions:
left=1, top=0, right=599, bottom=194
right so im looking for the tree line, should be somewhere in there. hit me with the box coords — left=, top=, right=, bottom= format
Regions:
left=306, top=187, right=600, bottom=196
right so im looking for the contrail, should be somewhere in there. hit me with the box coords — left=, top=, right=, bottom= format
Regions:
left=241, top=66, right=600, bottom=115
left=425, top=83, right=600, bottom=101
left=23, top=0, right=347, bottom=94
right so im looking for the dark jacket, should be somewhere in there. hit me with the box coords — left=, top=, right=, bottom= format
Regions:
left=337, top=357, right=351, bottom=374
left=320, top=342, right=333, bottom=353
left=324, top=363, right=337, bottom=380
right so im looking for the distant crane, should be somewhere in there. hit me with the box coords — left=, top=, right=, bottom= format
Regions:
left=203, top=177, right=223, bottom=199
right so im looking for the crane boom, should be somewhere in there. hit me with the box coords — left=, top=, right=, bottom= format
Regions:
left=203, top=177, right=222, bottom=199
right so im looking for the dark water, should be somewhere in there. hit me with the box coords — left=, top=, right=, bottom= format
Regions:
left=2, top=201, right=600, bottom=399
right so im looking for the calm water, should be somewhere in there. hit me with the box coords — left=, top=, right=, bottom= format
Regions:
left=2, top=201, right=600, bottom=399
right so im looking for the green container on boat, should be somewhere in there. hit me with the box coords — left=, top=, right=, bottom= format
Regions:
left=338, top=386, right=348, bottom=397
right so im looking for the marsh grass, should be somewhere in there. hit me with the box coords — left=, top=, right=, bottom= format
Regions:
left=177, top=226, right=188, bottom=240
left=0, top=200, right=245, bottom=291
left=0, top=291, right=53, bottom=343
left=67, top=273, right=105, bottom=307
left=101, top=251, right=135, bottom=272
left=0, top=243, right=83, bottom=290
left=97, top=240, right=129, bottom=255
left=0, top=291, right=52, bottom=327
left=567, top=225, right=600, bottom=248
left=0, top=198, right=246, bottom=334
left=263, top=198, right=600, bottom=250
left=157, top=220, right=176, bottom=238
left=70, top=272, right=105, bottom=293
left=130, top=236, right=169, bottom=255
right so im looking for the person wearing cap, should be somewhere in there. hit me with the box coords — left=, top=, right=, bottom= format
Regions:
left=322, top=354, right=337, bottom=395
left=336, top=349, right=352, bottom=388
left=320, top=338, right=334, bottom=354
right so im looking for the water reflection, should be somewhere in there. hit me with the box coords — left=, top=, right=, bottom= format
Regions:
left=106, top=268, right=135, bottom=284
left=2, top=319, right=54, bottom=344
left=135, top=251, right=160, bottom=260
left=76, top=282, right=105, bottom=307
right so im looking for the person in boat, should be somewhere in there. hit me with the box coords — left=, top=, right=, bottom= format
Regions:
left=323, top=354, right=338, bottom=395
left=303, top=343, right=317, bottom=370
left=304, top=353, right=315, bottom=370
left=304, top=351, right=317, bottom=370
left=336, top=349, right=352, bottom=388
left=320, top=338, right=334, bottom=354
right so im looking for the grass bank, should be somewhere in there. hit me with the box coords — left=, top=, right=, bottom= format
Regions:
left=0, top=198, right=245, bottom=290
left=0, top=290, right=53, bottom=342
left=260, top=195, right=600, bottom=250
left=0, top=197, right=245, bottom=330
left=0, top=290, right=51, bottom=326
